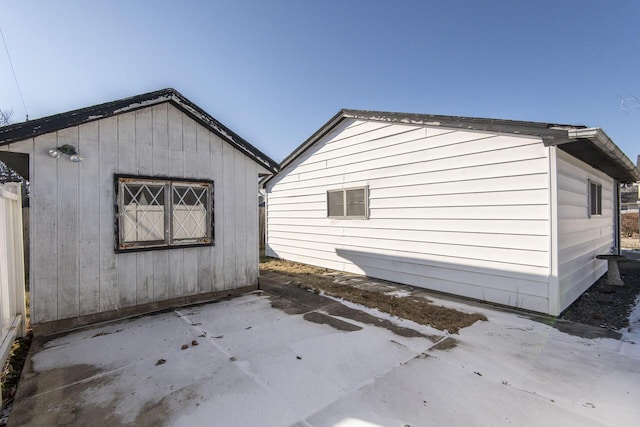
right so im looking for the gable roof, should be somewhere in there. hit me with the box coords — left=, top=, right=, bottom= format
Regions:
left=276, top=109, right=640, bottom=183
left=0, top=88, right=279, bottom=173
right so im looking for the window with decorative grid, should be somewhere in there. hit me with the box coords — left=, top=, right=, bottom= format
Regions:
left=115, top=175, right=213, bottom=251
left=327, top=187, right=368, bottom=219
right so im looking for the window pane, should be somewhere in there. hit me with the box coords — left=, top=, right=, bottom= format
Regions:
left=172, top=185, right=208, bottom=239
left=124, top=184, right=165, bottom=206
left=122, top=183, right=165, bottom=242
left=346, top=189, right=366, bottom=217
left=596, top=184, right=602, bottom=215
left=328, top=191, right=344, bottom=217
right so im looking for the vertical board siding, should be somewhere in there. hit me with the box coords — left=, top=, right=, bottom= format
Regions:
left=133, top=108, right=155, bottom=305
left=6, top=102, right=262, bottom=325
left=56, top=128, right=80, bottom=319
left=267, top=120, right=552, bottom=313
left=182, top=111, right=199, bottom=296
left=98, top=117, right=119, bottom=311
left=234, top=150, right=248, bottom=287
left=245, top=160, right=259, bottom=286
left=116, top=112, right=138, bottom=308
left=168, top=107, right=185, bottom=298
left=210, top=134, right=225, bottom=292
left=556, top=149, right=614, bottom=312
left=196, top=124, right=213, bottom=294
left=78, top=122, right=100, bottom=315
left=152, top=104, right=170, bottom=301
left=222, top=143, right=236, bottom=289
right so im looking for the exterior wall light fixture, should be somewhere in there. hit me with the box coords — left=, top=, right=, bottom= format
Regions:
left=48, top=144, right=83, bottom=162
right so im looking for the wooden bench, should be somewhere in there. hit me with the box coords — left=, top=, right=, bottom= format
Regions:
left=596, top=254, right=625, bottom=286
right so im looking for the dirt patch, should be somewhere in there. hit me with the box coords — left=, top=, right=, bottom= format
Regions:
left=0, top=334, right=32, bottom=425
left=560, top=254, right=640, bottom=331
left=260, top=258, right=486, bottom=334
left=324, top=301, right=435, bottom=339
left=1, top=292, right=31, bottom=427
left=303, top=312, right=363, bottom=332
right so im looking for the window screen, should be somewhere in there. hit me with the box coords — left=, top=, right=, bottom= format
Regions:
left=327, top=190, right=345, bottom=217
left=346, top=188, right=366, bottom=217
left=327, top=187, right=368, bottom=218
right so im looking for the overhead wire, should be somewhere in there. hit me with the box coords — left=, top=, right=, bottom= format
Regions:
left=0, top=26, right=29, bottom=120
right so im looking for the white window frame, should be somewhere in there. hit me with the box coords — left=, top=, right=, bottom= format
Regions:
left=588, top=179, right=602, bottom=217
left=115, top=175, right=214, bottom=252
left=327, top=186, right=369, bottom=219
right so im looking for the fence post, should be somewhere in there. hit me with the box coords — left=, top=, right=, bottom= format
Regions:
left=7, top=183, right=26, bottom=337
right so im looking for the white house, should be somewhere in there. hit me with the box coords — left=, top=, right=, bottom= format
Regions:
left=264, top=110, right=640, bottom=315
left=0, top=88, right=278, bottom=333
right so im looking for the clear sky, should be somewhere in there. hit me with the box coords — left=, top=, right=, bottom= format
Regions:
left=1, top=0, right=639, bottom=163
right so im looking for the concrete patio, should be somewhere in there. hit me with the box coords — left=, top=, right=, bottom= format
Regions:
left=8, top=274, right=640, bottom=427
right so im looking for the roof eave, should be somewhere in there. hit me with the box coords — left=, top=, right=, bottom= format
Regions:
left=280, top=110, right=347, bottom=170
left=565, top=128, right=640, bottom=183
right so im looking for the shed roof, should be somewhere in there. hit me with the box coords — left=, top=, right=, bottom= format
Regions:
left=277, top=109, right=640, bottom=183
left=0, top=88, right=279, bottom=173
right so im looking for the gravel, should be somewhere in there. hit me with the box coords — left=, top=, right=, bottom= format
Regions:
left=560, top=251, right=640, bottom=331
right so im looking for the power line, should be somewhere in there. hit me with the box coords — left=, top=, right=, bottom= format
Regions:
left=0, top=27, right=29, bottom=120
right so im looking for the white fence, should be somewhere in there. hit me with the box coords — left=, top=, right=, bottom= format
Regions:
left=0, top=182, right=26, bottom=396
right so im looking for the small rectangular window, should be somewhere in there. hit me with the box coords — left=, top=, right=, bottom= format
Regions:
left=327, top=187, right=368, bottom=219
left=116, top=175, right=213, bottom=251
left=589, top=180, right=602, bottom=217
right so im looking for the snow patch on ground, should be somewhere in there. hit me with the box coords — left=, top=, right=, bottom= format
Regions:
left=26, top=292, right=640, bottom=426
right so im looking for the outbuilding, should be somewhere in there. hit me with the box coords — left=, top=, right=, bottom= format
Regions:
left=0, top=88, right=278, bottom=333
left=264, top=110, right=640, bottom=315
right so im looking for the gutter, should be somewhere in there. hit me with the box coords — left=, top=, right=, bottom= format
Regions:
left=567, top=128, right=640, bottom=183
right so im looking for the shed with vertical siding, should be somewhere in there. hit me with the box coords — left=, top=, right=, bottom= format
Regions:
left=264, top=110, right=640, bottom=315
left=0, top=88, right=278, bottom=333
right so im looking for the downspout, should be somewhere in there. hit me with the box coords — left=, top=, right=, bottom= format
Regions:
left=614, top=181, right=621, bottom=255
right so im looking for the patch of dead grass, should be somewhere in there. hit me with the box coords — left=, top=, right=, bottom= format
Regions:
left=260, top=257, right=486, bottom=334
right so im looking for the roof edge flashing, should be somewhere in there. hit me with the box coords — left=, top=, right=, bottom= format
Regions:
left=0, top=88, right=279, bottom=173
left=279, top=110, right=347, bottom=171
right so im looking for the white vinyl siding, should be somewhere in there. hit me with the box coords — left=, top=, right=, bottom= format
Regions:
left=3, top=103, right=265, bottom=324
left=556, top=149, right=614, bottom=312
left=267, top=119, right=552, bottom=313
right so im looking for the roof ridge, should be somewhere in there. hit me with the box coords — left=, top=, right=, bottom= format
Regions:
left=0, top=88, right=278, bottom=173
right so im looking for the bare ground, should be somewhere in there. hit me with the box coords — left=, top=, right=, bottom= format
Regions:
left=260, top=257, right=487, bottom=334
left=621, top=236, right=640, bottom=250
left=0, top=334, right=31, bottom=426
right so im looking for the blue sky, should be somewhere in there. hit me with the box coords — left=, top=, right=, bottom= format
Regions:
left=1, top=0, right=639, bottom=162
